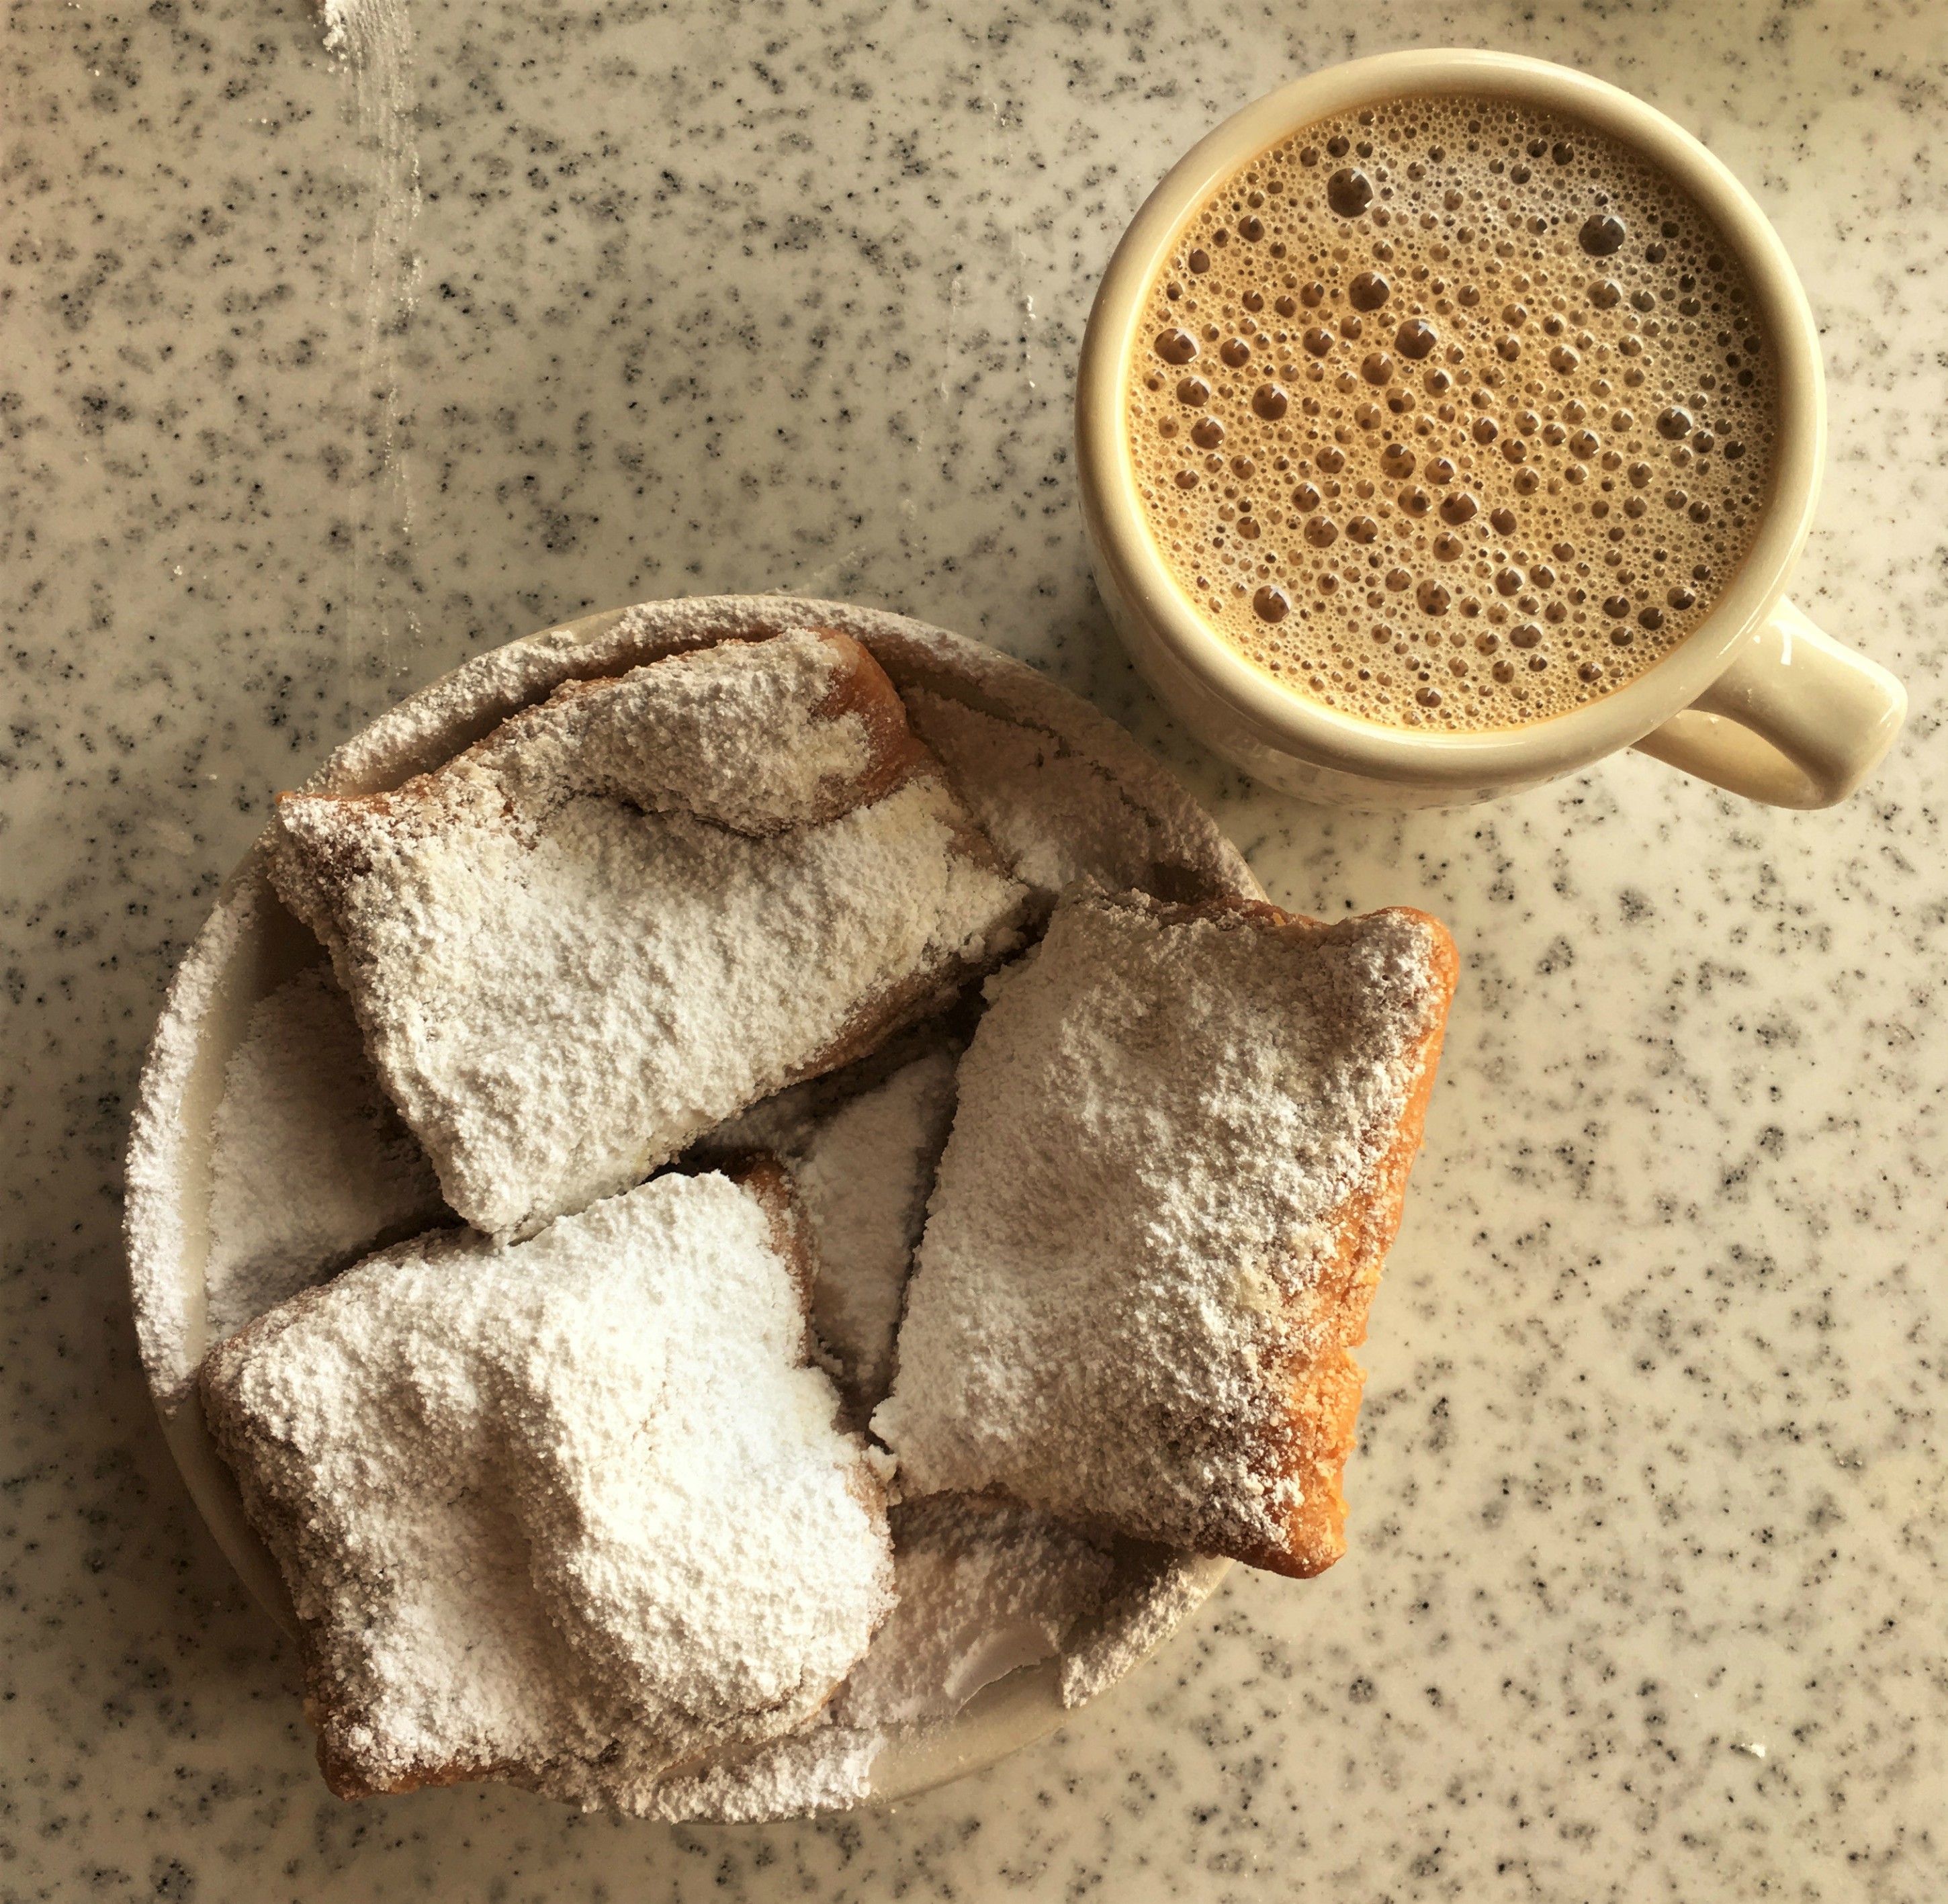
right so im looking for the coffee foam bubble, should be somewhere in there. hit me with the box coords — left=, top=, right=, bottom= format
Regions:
left=1126, top=95, right=1779, bottom=732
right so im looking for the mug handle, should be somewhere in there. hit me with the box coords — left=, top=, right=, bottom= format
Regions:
left=1631, top=600, right=1906, bottom=809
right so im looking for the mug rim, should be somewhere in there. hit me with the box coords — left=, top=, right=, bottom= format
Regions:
left=1076, top=48, right=1825, bottom=792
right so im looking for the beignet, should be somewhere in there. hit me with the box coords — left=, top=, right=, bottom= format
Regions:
left=200, top=1165, right=894, bottom=1808
left=268, top=629, right=1026, bottom=1236
left=875, top=889, right=1457, bottom=1577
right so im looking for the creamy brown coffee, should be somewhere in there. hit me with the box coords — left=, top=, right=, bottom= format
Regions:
left=1126, top=95, right=1779, bottom=730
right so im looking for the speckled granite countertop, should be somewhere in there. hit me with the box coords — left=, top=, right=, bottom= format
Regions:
left=4, top=0, right=1943, bottom=1897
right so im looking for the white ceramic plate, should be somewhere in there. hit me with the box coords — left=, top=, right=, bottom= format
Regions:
left=125, top=596, right=1258, bottom=1811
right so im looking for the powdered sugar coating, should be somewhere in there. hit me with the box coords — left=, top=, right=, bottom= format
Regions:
left=206, top=965, right=446, bottom=1345
left=287, top=598, right=1251, bottom=911
left=201, top=1171, right=893, bottom=1809
left=836, top=1495, right=1116, bottom=1728
left=1059, top=1552, right=1221, bottom=1708
left=127, top=871, right=267, bottom=1411
left=269, top=631, right=1026, bottom=1236
left=455, top=632, right=892, bottom=836
left=128, top=599, right=1248, bottom=1434
left=655, top=1038, right=1221, bottom=1819
left=637, top=1523, right=1213, bottom=1821
left=689, top=1030, right=962, bottom=1420
left=634, top=1723, right=883, bottom=1823
left=901, top=689, right=1179, bottom=911
left=792, top=1049, right=960, bottom=1416
left=876, top=891, right=1455, bottom=1566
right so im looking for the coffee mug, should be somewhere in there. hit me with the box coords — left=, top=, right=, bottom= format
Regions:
left=1076, top=48, right=1906, bottom=810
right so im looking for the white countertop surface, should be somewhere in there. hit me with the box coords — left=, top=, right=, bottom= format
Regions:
left=3, top=0, right=1943, bottom=1898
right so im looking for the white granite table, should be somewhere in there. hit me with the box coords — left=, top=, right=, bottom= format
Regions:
left=3, top=0, right=1943, bottom=1897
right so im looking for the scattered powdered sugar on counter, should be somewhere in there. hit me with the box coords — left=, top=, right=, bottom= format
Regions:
left=316, top=0, right=423, bottom=687
left=206, top=965, right=446, bottom=1347
left=201, top=1171, right=893, bottom=1810
left=320, top=0, right=394, bottom=58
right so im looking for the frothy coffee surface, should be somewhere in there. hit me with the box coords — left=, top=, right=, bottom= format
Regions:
left=1128, top=95, right=1779, bottom=730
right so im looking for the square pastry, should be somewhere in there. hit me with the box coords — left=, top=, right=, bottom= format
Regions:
left=269, top=629, right=1026, bottom=1236
left=200, top=1164, right=893, bottom=1809
left=875, top=890, right=1458, bottom=1577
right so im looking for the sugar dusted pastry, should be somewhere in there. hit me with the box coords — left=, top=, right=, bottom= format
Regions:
left=199, top=1165, right=894, bottom=1809
left=875, top=889, right=1458, bottom=1578
left=834, top=1493, right=1116, bottom=1728
left=693, top=1027, right=963, bottom=1421
left=267, top=629, right=1026, bottom=1237
left=791, top=1049, right=959, bottom=1418
left=203, top=965, right=447, bottom=1346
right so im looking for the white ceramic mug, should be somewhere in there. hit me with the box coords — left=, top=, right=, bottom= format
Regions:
left=1076, top=49, right=1906, bottom=810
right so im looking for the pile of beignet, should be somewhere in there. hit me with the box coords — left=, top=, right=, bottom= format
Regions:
left=201, top=626, right=1456, bottom=1811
